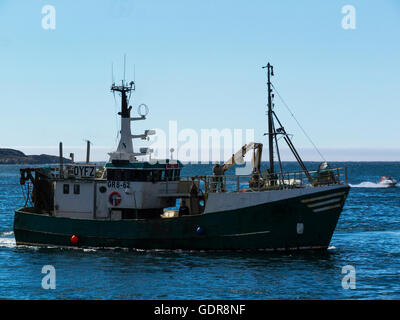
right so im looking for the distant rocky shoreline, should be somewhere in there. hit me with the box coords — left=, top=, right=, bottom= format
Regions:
left=0, top=148, right=72, bottom=165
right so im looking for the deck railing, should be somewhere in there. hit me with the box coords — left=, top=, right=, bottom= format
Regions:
left=179, top=167, right=347, bottom=196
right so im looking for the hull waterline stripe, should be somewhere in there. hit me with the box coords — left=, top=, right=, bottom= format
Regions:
left=14, top=240, right=327, bottom=252
left=307, top=198, right=342, bottom=208
left=301, top=192, right=345, bottom=204
left=221, top=230, right=271, bottom=237
left=313, top=204, right=342, bottom=213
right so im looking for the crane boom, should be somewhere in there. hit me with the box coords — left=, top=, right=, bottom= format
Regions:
left=221, top=142, right=263, bottom=174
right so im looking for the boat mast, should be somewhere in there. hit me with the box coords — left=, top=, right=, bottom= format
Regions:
left=263, top=63, right=275, bottom=174
left=111, top=80, right=135, bottom=154
left=108, top=60, right=151, bottom=163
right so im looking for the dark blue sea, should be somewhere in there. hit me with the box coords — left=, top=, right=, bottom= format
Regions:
left=0, top=162, right=399, bottom=300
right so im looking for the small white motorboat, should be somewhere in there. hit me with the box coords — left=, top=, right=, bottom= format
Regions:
left=378, top=176, right=397, bottom=187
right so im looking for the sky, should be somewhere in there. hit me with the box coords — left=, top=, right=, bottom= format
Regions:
left=0, top=0, right=399, bottom=162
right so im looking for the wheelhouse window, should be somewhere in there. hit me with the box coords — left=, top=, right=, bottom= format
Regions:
left=106, top=168, right=180, bottom=182
left=152, top=170, right=162, bottom=181
left=165, top=169, right=181, bottom=181
left=173, top=169, right=181, bottom=180
left=107, top=169, right=157, bottom=182
left=165, top=169, right=172, bottom=181
left=73, top=184, right=80, bottom=195
left=63, top=184, right=69, bottom=194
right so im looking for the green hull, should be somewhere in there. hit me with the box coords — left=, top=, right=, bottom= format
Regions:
left=14, top=186, right=349, bottom=251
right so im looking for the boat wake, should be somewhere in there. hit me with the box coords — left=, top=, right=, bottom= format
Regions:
left=0, top=237, right=16, bottom=248
left=0, top=231, right=16, bottom=248
left=349, top=181, right=400, bottom=188
left=1, top=231, right=14, bottom=236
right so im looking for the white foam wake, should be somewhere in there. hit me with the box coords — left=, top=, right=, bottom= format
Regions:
left=1, top=231, right=14, bottom=236
left=349, top=181, right=399, bottom=188
left=0, top=237, right=16, bottom=248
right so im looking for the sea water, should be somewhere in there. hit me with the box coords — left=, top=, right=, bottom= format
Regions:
left=0, top=162, right=399, bottom=299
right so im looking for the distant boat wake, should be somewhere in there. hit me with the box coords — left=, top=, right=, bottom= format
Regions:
left=350, top=181, right=400, bottom=188
left=0, top=231, right=16, bottom=248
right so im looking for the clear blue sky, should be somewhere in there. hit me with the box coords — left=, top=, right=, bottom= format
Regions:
left=0, top=0, right=399, bottom=161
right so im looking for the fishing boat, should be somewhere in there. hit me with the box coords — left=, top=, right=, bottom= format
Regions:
left=14, top=63, right=350, bottom=251
left=378, top=176, right=397, bottom=187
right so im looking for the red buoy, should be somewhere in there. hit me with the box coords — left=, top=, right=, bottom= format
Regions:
left=71, top=235, right=79, bottom=245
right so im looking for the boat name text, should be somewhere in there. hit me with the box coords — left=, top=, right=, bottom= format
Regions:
left=72, top=165, right=96, bottom=178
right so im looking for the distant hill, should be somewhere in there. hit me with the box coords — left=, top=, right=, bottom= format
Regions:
left=0, top=148, right=72, bottom=165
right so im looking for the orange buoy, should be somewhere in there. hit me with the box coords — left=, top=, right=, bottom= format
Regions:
left=71, top=235, right=79, bottom=245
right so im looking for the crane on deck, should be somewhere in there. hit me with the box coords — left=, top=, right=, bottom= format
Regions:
left=221, top=142, right=263, bottom=174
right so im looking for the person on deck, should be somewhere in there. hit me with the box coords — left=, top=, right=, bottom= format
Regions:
left=212, top=163, right=225, bottom=192
left=179, top=200, right=190, bottom=216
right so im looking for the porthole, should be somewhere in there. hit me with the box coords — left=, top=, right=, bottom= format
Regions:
left=99, top=186, right=107, bottom=193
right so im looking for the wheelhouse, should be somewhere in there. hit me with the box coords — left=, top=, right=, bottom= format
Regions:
left=105, top=160, right=182, bottom=182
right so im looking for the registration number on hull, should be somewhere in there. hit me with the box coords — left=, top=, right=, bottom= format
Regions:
left=107, top=181, right=130, bottom=189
